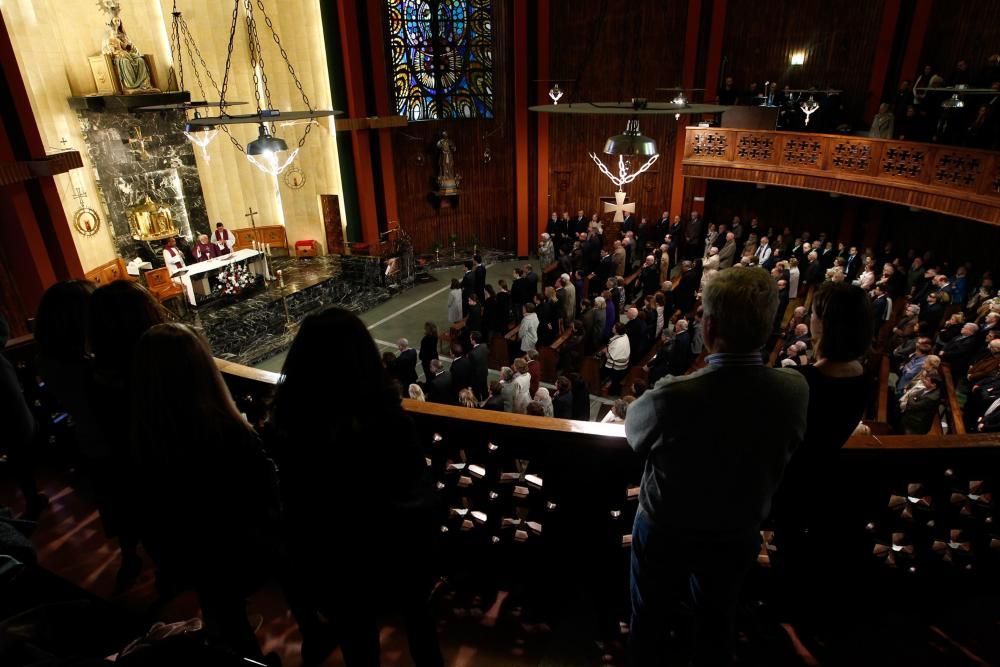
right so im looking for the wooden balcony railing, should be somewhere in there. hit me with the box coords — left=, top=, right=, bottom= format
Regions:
left=682, top=127, right=1000, bottom=225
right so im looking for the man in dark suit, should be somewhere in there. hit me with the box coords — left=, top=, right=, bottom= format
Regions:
left=844, top=247, right=862, bottom=282
left=804, top=251, right=824, bottom=288
left=468, top=330, right=490, bottom=400
left=495, top=280, right=513, bottom=331
left=820, top=242, right=836, bottom=270
left=449, top=343, right=474, bottom=402
left=622, top=212, right=637, bottom=237
left=939, top=322, right=980, bottom=380
left=523, top=263, right=539, bottom=299
left=639, top=255, right=660, bottom=300
left=482, top=381, right=505, bottom=411
left=625, top=307, right=649, bottom=365
left=572, top=210, right=589, bottom=236
left=473, top=254, right=487, bottom=304
left=552, top=375, right=574, bottom=418
left=465, top=295, right=483, bottom=342
left=460, top=260, right=476, bottom=316
left=426, top=359, right=454, bottom=404
left=394, top=338, right=419, bottom=389
left=511, top=268, right=530, bottom=319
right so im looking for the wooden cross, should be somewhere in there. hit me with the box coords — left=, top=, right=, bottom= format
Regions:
left=127, top=127, right=151, bottom=160
left=245, top=207, right=259, bottom=226
left=602, top=190, right=635, bottom=223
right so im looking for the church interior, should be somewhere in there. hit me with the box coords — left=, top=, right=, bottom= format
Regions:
left=2, top=0, right=1000, bottom=665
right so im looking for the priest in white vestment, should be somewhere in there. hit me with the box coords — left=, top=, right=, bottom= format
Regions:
left=162, top=237, right=196, bottom=306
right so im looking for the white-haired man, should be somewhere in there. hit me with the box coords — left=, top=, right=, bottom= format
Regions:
left=625, top=267, right=808, bottom=665
left=395, top=338, right=418, bottom=389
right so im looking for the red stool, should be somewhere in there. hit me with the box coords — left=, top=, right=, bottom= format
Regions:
left=295, top=239, right=318, bottom=257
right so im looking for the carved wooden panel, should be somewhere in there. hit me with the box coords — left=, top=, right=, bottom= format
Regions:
left=689, top=131, right=729, bottom=159
left=932, top=152, right=983, bottom=190
left=681, top=128, right=1000, bottom=226
left=879, top=145, right=928, bottom=180
left=831, top=141, right=874, bottom=174
left=781, top=137, right=823, bottom=168
left=735, top=133, right=777, bottom=163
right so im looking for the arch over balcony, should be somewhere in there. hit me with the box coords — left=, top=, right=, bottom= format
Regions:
left=681, top=128, right=1000, bottom=225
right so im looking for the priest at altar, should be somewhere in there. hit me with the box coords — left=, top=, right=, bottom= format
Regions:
left=214, top=222, right=235, bottom=256
left=194, top=234, right=219, bottom=262
left=163, top=237, right=197, bottom=306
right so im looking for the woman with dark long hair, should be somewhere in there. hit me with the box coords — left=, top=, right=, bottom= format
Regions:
left=130, top=323, right=283, bottom=660
left=772, top=282, right=873, bottom=620
left=271, top=307, right=443, bottom=667
left=84, top=281, right=169, bottom=592
left=419, top=321, right=439, bottom=381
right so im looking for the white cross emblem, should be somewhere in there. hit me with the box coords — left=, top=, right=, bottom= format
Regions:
left=603, top=190, right=635, bottom=223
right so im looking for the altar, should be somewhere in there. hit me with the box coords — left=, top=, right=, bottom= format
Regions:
left=187, top=248, right=268, bottom=298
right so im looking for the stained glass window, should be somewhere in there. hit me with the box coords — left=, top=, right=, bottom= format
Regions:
left=386, top=0, right=494, bottom=121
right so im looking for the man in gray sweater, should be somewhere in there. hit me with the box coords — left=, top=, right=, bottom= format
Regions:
left=625, top=266, right=808, bottom=666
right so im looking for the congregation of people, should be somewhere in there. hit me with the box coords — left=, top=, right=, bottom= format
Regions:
left=391, top=205, right=1000, bottom=435
left=4, top=213, right=998, bottom=664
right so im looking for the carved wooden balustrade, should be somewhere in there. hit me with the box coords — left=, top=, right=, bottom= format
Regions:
left=683, top=127, right=1000, bottom=225
left=217, top=359, right=1000, bottom=603
left=5, top=333, right=999, bottom=631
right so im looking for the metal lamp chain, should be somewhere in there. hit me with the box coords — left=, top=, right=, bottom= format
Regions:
left=254, top=0, right=314, bottom=148
left=180, top=15, right=222, bottom=99
left=180, top=27, right=208, bottom=102
left=218, top=0, right=246, bottom=153
left=169, top=1, right=184, bottom=92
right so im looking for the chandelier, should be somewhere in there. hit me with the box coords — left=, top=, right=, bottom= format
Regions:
left=589, top=118, right=659, bottom=191
left=182, top=0, right=339, bottom=177
left=164, top=2, right=226, bottom=161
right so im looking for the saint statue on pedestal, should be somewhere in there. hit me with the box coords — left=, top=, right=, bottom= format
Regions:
left=99, top=1, right=159, bottom=94
left=435, top=131, right=460, bottom=196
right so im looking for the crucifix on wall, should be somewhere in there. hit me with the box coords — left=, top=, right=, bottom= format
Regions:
left=126, top=127, right=151, bottom=160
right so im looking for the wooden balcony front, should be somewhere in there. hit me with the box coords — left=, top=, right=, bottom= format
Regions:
left=682, top=127, right=1000, bottom=225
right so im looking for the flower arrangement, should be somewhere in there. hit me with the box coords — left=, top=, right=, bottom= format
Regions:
left=217, top=261, right=254, bottom=296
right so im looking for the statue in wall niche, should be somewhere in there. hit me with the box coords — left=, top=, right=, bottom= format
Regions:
left=435, top=131, right=460, bottom=196
left=97, top=0, right=159, bottom=95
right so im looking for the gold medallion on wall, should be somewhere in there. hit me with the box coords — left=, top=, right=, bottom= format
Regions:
left=283, top=166, right=306, bottom=190
left=73, top=207, right=102, bottom=236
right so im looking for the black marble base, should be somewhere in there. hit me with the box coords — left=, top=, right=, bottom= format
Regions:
left=187, top=254, right=415, bottom=366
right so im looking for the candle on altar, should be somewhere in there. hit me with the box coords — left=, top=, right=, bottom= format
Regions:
left=252, top=239, right=258, bottom=251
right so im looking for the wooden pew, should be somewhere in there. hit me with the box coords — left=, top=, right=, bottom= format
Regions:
left=488, top=331, right=510, bottom=370
left=539, top=325, right=576, bottom=384
left=942, top=363, right=967, bottom=435
left=869, top=354, right=891, bottom=435
left=542, top=261, right=561, bottom=288
left=440, top=318, right=467, bottom=355
left=622, top=336, right=665, bottom=396
left=580, top=354, right=602, bottom=395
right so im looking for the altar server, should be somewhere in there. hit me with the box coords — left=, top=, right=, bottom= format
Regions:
left=214, top=222, right=235, bottom=255
left=193, top=234, right=219, bottom=263
left=163, top=237, right=196, bottom=306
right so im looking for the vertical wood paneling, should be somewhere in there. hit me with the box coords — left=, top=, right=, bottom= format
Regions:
left=918, top=0, right=1000, bottom=84
left=720, top=0, right=886, bottom=125
left=546, top=0, right=689, bottom=227
left=389, top=1, right=516, bottom=255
